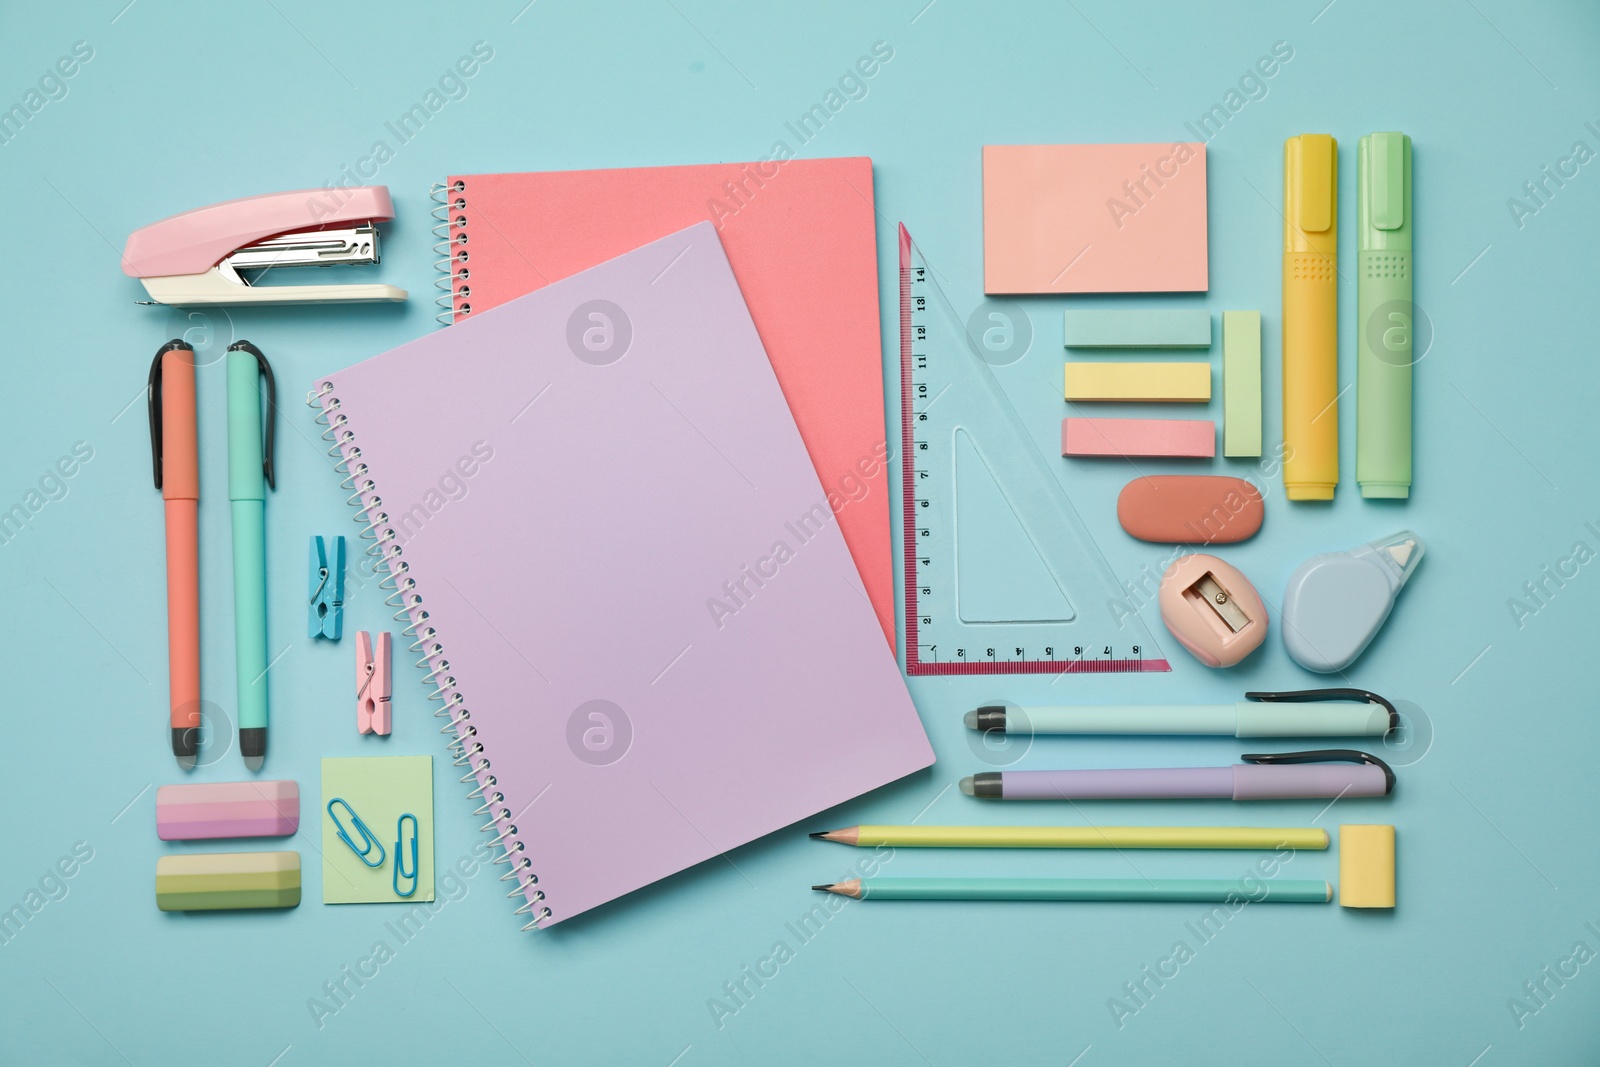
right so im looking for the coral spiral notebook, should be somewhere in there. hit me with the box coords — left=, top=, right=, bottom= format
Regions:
left=432, top=157, right=894, bottom=647
left=311, top=223, right=932, bottom=928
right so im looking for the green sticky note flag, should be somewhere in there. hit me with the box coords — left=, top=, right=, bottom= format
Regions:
left=321, top=755, right=434, bottom=904
left=1222, top=311, right=1262, bottom=457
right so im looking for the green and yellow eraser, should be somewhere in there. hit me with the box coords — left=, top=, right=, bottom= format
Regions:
left=156, top=851, right=301, bottom=911
left=1338, top=824, right=1395, bottom=908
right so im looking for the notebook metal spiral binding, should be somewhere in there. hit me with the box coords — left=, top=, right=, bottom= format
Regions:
left=306, top=381, right=549, bottom=928
left=431, top=180, right=471, bottom=326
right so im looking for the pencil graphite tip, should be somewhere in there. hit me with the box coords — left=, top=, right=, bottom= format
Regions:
left=811, top=884, right=835, bottom=892
left=808, top=831, right=828, bottom=839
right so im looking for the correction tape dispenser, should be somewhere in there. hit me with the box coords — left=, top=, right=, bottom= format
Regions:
left=1282, top=530, right=1424, bottom=673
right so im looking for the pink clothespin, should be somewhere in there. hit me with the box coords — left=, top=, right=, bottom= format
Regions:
left=356, top=631, right=392, bottom=735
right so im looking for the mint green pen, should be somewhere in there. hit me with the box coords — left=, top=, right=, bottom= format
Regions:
left=1357, top=132, right=1414, bottom=499
left=227, top=341, right=275, bottom=770
left=813, top=878, right=1332, bottom=903
left=965, top=689, right=1396, bottom=738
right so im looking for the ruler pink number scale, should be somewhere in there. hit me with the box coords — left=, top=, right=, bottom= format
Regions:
left=897, top=224, right=1170, bottom=677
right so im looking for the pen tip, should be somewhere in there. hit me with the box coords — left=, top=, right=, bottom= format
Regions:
left=962, top=710, right=978, bottom=729
left=958, top=776, right=975, bottom=796
left=175, top=753, right=196, bottom=771
left=242, top=755, right=264, bottom=773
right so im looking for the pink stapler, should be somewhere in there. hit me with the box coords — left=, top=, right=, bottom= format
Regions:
left=122, top=187, right=407, bottom=305
left=356, top=630, right=393, bottom=736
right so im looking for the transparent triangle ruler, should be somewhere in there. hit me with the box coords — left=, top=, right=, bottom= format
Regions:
left=898, top=223, right=1169, bottom=675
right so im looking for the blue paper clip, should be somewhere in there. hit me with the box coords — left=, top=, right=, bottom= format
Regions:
left=327, top=797, right=385, bottom=867
left=309, top=535, right=346, bottom=640
left=393, top=813, right=419, bottom=898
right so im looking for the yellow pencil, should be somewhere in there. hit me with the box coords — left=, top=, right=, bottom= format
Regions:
left=810, top=825, right=1328, bottom=850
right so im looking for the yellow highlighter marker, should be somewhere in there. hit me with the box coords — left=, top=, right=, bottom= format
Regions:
left=1283, top=134, right=1339, bottom=501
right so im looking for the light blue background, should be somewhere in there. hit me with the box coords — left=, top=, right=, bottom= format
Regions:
left=3, top=1, right=1598, bottom=1063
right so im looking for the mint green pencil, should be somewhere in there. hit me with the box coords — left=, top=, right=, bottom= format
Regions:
left=813, top=877, right=1332, bottom=903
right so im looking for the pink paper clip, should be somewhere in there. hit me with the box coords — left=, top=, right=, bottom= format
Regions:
left=356, top=631, right=392, bottom=735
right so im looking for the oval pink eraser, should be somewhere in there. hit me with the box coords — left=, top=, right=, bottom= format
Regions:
left=1117, top=476, right=1263, bottom=544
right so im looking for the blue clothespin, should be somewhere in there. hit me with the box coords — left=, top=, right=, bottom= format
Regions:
left=309, top=535, right=345, bottom=639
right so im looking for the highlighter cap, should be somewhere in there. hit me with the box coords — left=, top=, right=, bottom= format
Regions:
left=1359, top=133, right=1412, bottom=253
left=1284, top=134, right=1337, bottom=255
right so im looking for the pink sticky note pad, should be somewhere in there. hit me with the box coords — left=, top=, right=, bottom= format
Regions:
left=1063, top=418, right=1215, bottom=458
left=984, top=144, right=1208, bottom=293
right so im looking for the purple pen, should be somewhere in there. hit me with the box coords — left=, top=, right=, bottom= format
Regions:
left=961, top=750, right=1394, bottom=801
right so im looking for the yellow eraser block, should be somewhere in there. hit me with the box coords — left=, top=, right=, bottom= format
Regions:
left=1065, top=362, right=1210, bottom=402
left=1339, top=824, right=1395, bottom=908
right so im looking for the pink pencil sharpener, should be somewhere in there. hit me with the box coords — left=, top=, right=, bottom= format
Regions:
left=1158, top=554, right=1268, bottom=668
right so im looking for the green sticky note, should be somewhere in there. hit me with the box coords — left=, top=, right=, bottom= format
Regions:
left=1222, top=311, right=1262, bottom=457
left=322, top=756, right=434, bottom=904
left=1063, top=309, right=1211, bottom=348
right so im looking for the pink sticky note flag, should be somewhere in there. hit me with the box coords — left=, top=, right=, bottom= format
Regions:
left=1063, top=418, right=1215, bottom=458
left=984, top=144, right=1208, bottom=293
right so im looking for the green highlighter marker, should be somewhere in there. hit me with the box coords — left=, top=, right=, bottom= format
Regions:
left=227, top=341, right=275, bottom=769
left=1357, top=132, right=1414, bottom=499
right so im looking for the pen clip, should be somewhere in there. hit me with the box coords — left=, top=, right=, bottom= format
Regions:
left=146, top=339, right=189, bottom=489
left=227, top=340, right=276, bottom=489
left=1244, top=688, right=1398, bottom=733
left=1240, top=749, right=1395, bottom=793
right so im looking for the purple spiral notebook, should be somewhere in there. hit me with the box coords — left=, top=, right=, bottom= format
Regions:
left=310, top=222, right=932, bottom=928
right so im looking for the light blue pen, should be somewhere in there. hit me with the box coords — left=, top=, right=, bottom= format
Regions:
left=965, top=689, right=1396, bottom=737
left=227, top=341, right=274, bottom=770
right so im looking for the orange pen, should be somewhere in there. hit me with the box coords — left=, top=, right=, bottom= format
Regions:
left=148, top=341, right=202, bottom=766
